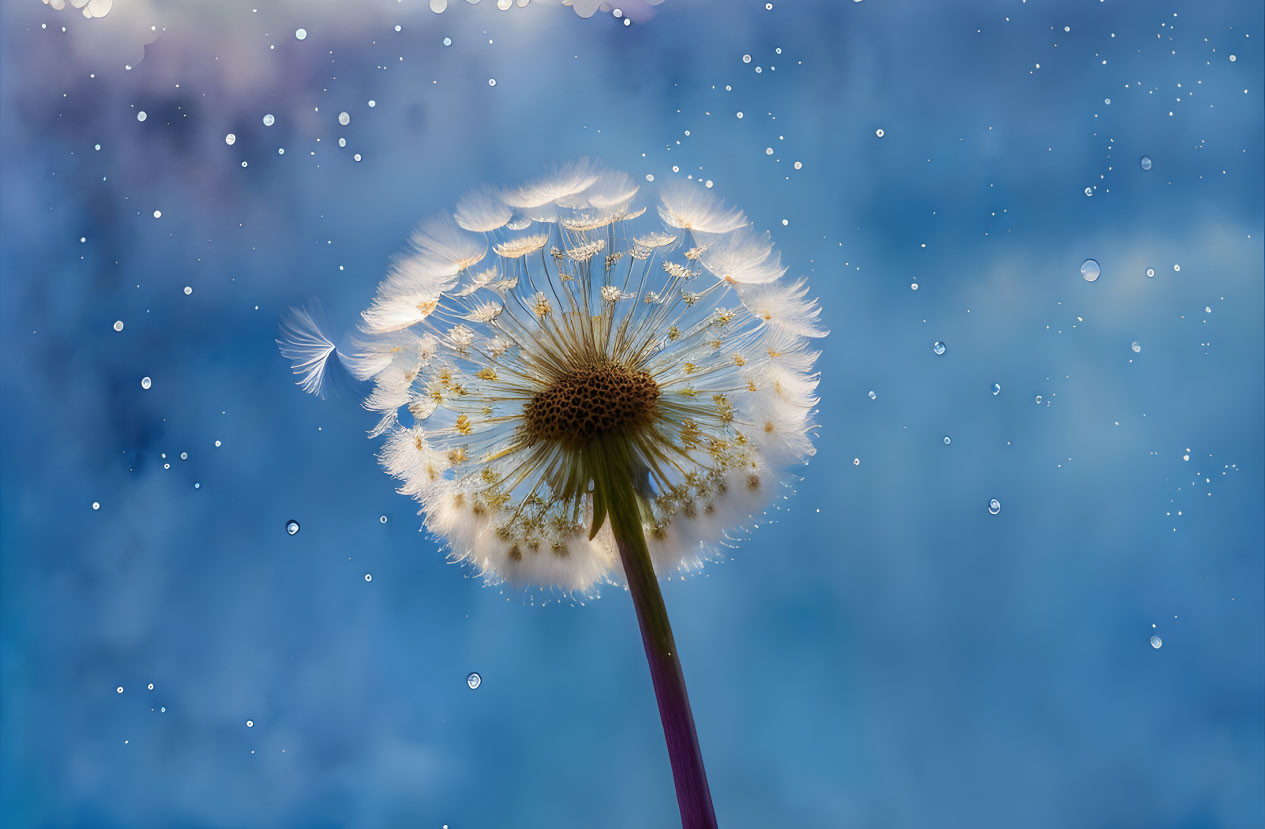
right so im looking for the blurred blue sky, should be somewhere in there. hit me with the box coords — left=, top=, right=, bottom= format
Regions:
left=1, top=0, right=1262, bottom=826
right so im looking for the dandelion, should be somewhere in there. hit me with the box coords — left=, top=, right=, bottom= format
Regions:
left=280, top=159, right=823, bottom=828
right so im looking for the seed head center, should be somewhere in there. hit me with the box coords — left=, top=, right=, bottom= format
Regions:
left=523, top=361, right=660, bottom=450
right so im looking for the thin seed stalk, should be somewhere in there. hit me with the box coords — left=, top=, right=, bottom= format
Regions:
left=594, top=445, right=718, bottom=829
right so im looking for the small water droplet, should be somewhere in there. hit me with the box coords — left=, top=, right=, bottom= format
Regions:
left=116, top=686, right=124, bottom=694
left=1131, top=341, right=1141, bottom=353
left=1173, top=264, right=1181, bottom=272
left=742, top=54, right=752, bottom=64
left=488, top=78, right=496, bottom=87
left=442, top=36, right=452, bottom=46
left=379, top=515, right=388, bottom=524
left=852, top=457, right=861, bottom=466
left=285, top=519, right=300, bottom=535
left=113, top=320, right=124, bottom=332
left=987, top=499, right=1001, bottom=515
left=1034, top=394, right=1043, bottom=404
left=991, top=383, right=1001, bottom=396
left=152, top=210, right=162, bottom=219
left=140, top=376, right=152, bottom=390
left=263, top=113, right=275, bottom=126
left=137, top=111, right=147, bottom=122
left=867, top=390, right=877, bottom=400
left=92, top=501, right=100, bottom=510
left=338, top=111, right=350, bottom=126
left=225, top=133, right=236, bottom=146
left=183, top=286, right=192, bottom=295
left=1084, top=186, right=1093, bottom=197
left=943, top=436, right=952, bottom=445
left=1150, top=635, right=1163, bottom=649
left=1139, top=155, right=1152, bottom=171
left=932, top=341, right=946, bottom=356
left=147, top=683, right=154, bottom=690
left=1145, top=267, right=1155, bottom=278
left=294, top=28, right=307, bottom=40
left=875, top=128, right=885, bottom=138
left=1080, top=259, right=1101, bottom=282
left=364, top=573, right=372, bottom=582
left=466, top=672, right=482, bottom=690
left=246, top=720, right=254, bottom=727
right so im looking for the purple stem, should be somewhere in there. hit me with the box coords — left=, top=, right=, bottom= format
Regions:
left=607, top=478, right=718, bottom=829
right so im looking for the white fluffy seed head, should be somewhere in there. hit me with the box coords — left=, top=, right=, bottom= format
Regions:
left=280, top=159, right=823, bottom=597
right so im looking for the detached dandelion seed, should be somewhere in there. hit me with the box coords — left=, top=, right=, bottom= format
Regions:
left=279, top=159, right=824, bottom=828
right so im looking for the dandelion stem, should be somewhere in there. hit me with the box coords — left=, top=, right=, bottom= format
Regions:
left=603, top=466, right=718, bottom=829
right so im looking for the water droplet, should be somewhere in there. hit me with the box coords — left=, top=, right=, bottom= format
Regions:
left=92, top=501, right=100, bottom=510
left=183, top=286, right=192, bottom=295
left=1034, top=394, right=1042, bottom=404
left=875, top=128, right=885, bottom=138
left=742, top=54, right=752, bottom=64
left=116, top=686, right=124, bottom=694
left=442, top=36, right=452, bottom=46
left=262, top=113, right=275, bottom=126
left=294, top=28, right=308, bottom=40
left=225, top=133, right=236, bottom=146
left=353, top=153, right=362, bottom=162
left=488, top=78, right=496, bottom=87
left=338, top=111, right=350, bottom=126
left=1145, top=267, right=1155, bottom=278
left=113, top=320, right=124, bottom=332
left=140, top=376, right=152, bottom=390
left=932, top=341, right=946, bottom=356
left=147, top=683, right=154, bottom=690
left=136, top=111, right=147, bottom=122
left=987, top=499, right=1001, bottom=515
left=379, top=515, right=388, bottom=524
left=364, top=573, right=372, bottom=582
left=1229, top=54, right=1236, bottom=62
left=1139, top=155, right=1152, bottom=171
left=466, top=672, right=482, bottom=690
left=991, top=383, right=1001, bottom=396
left=246, top=720, right=254, bottom=727
left=852, top=457, right=861, bottom=466
left=152, top=210, right=162, bottom=219
left=1084, top=187, right=1093, bottom=197
left=793, top=161, right=802, bottom=170
left=1080, top=259, right=1101, bottom=282
left=943, top=436, right=952, bottom=445
left=1150, top=635, right=1163, bottom=649
left=867, top=390, right=877, bottom=400
left=285, top=519, right=300, bottom=535
left=1131, top=341, right=1141, bottom=353
left=1173, top=264, right=1181, bottom=272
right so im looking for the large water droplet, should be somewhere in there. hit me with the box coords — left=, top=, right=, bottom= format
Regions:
left=338, top=111, right=350, bottom=126
left=1150, top=635, right=1163, bottom=649
left=466, top=672, right=482, bottom=690
left=932, top=341, right=946, bottom=356
left=1131, top=341, right=1141, bottom=353
left=263, top=113, right=275, bottom=127
left=224, top=133, right=236, bottom=146
left=942, top=436, right=952, bottom=445
left=140, top=376, right=152, bottom=390
left=285, top=519, right=300, bottom=535
left=1145, top=267, right=1155, bottom=278
left=1139, top=156, right=1152, bottom=171
left=1080, top=259, right=1101, bottom=282
left=987, top=498, right=1001, bottom=515
left=294, top=28, right=308, bottom=40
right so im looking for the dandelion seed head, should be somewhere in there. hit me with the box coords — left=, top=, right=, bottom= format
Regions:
left=281, top=160, right=823, bottom=595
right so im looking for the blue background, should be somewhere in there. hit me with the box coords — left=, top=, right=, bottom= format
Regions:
left=2, top=1, right=1262, bottom=826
